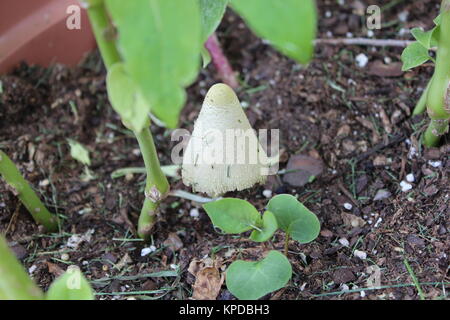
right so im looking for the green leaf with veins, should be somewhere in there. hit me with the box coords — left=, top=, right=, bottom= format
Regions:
left=199, top=0, right=228, bottom=42
left=105, top=0, right=201, bottom=128
left=231, top=0, right=316, bottom=64
left=250, top=210, right=277, bottom=242
left=411, top=27, right=440, bottom=49
left=226, top=250, right=292, bottom=300
left=288, top=212, right=320, bottom=244
left=401, top=41, right=432, bottom=71
left=203, top=198, right=261, bottom=234
left=106, top=63, right=150, bottom=132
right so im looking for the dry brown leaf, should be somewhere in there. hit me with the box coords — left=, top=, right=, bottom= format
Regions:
left=46, top=261, right=64, bottom=277
left=341, top=212, right=366, bottom=228
left=163, top=232, right=183, bottom=252
left=188, top=257, right=224, bottom=300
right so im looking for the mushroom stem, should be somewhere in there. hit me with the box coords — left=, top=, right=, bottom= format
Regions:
left=0, top=150, right=58, bottom=231
left=135, top=128, right=170, bottom=240
left=205, top=33, right=240, bottom=89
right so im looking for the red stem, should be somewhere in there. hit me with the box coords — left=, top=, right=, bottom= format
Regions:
left=205, top=33, right=239, bottom=89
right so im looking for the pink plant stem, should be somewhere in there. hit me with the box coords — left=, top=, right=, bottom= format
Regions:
left=205, top=33, right=239, bottom=89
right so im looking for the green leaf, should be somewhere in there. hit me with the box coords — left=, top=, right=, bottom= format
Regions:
left=67, top=139, right=91, bottom=166
left=434, top=13, right=442, bottom=25
left=201, top=46, right=212, bottom=68
left=230, top=0, right=316, bottom=63
left=203, top=198, right=260, bottom=233
left=105, top=0, right=202, bottom=128
left=106, top=63, right=151, bottom=132
left=288, top=212, right=320, bottom=244
left=0, top=236, right=43, bottom=300
left=199, top=0, right=228, bottom=42
left=267, top=194, right=320, bottom=243
left=401, top=41, right=431, bottom=71
left=46, top=266, right=94, bottom=300
left=226, top=250, right=292, bottom=300
left=267, top=194, right=304, bottom=231
left=250, top=210, right=277, bottom=242
left=411, top=28, right=434, bottom=49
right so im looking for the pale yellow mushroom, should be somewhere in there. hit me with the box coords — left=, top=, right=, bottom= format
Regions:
left=182, top=83, right=269, bottom=197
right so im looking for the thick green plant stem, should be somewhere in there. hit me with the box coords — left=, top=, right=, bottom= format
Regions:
left=0, top=151, right=57, bottom=231
left=86, top=1, right=169, bottom=240
left=413, top=80, right=431, bottom=115
left=0, top=235, right=43, bottom=300
left=424, top=0, right=450, bottom=147
left=86, top=0, right=121, bottom=70
left=135, top=128, right=170, bottom=239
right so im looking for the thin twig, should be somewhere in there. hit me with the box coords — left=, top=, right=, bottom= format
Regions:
left=314, top=38, right=414, bottom=48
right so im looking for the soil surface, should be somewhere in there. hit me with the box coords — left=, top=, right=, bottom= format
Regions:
left=0, top=0, right=448, bottom=300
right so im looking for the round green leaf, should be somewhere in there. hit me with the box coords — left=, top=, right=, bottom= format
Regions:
left=250, top=210, right=277, bottom=242
left=288, top=213, right=320, bottom=244
left=267, top=194, right=311, bottom=231
left=203, top=198, right=260, bottom=234
left=226, top=250, right=292, bottom=300
left=231, top=0, right=316, bottom=64
left=46, top=266, right=94, bottom=300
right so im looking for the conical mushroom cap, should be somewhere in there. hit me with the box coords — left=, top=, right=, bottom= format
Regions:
left=182, top=83, right=269, bottom=197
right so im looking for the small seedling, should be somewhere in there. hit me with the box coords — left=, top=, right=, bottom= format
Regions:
left=0, top=150, right=57, bottom=231
left=203, top=194, right=320, bottom=300
left=0, top=235, right=94, bottom=300
left=401, top=0, right=450, bottom=147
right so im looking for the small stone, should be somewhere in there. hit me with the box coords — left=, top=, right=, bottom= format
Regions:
left=356, top=53, right=369, bottom=68
left=400, top=181, right=413, bottom=192
left=39, top=179, right=49, bottom=187
left=320, top=229, right=334, bottom=238
left=343, top=203, right=353, bottom=210
left=373, top=155, right=387, bottom=166
left=339, top=238, right=350, bottom=247
left=374, top=189, right=391, bottom=201
left=28, top=265, right=37, bottom=274
left=428, top=160, right=442, bottom=168
left=141, top=247, right=153, bottom=257
left=189, top=208, right=200, bottom=217
left=406, top=173, right=415, bottom=183
left=262, top=189, right=273, bottom=198
left=374, top=217, right=383, bottom=228
left=398, top=11, right=409, bottom=22
left=354, top=250, right=367, bottom=260
left=61, top=253, right=70, bottom=261
left=333, top=268, right=356, bottom=284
